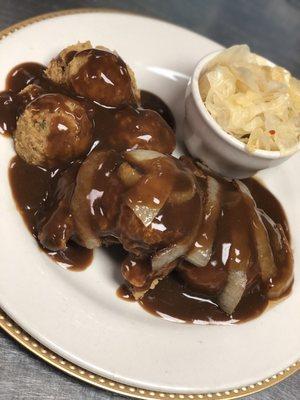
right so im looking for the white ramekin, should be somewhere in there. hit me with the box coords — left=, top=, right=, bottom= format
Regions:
left=184, top=50, right=299, bottom=178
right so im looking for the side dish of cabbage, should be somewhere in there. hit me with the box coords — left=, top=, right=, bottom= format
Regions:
left=199, top=45, right=300, bottom=153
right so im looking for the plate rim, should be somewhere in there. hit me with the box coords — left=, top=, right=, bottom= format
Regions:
left=1, top=308, right=298, bottom=400
left=0, top=7, right=298, bottom=400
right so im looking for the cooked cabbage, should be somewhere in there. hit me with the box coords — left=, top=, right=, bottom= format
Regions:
left=199, top=45, right=300, bottom=153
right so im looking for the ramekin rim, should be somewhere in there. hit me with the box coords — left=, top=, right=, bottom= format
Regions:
left=190, top=49, right=299, bottom=160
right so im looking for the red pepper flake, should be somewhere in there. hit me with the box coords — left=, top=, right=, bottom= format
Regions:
left=269, top=130, right=276, bottom=135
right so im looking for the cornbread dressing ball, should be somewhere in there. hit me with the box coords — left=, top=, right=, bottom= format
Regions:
left=66, top=48, right=139, bottom=106
left=14, top=93, right=92, bottom=167
left=45, top=41, right=92, bottom=85
left=46, top=43, right=140, bottom=106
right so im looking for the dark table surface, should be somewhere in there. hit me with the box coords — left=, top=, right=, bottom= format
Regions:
left=0, top=1, right=299, bottom=399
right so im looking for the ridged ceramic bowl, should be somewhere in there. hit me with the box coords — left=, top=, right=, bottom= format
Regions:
left=184, top=50, right=300, bottom=178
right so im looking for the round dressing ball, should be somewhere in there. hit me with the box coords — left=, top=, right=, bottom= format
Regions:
left=66, top=49, right=139, bottom=106
left=14, top=93, right=92, bottom=167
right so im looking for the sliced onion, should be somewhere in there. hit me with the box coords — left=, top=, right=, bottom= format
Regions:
left=152, top=192, right=203, bottom=272
left=71, top=150, right=107, bottom=249
left=218, top=270, right=247, bottom=314
left=152, top=242, right=190, bottom=272
left=268, top=252, right=293, bottom=299
left=118, top=162, right=141, bottom=187
left=259, top=210, right=294, bottom=299
left=179, top=156, right=207, bottom=179
left=237, top=181, right=277, bottom=281
left=151, top=259, right=178, bottom=282
left=195, top=161, right=218, bottom=178
left=218, top=189, right=252, bottom=314
left=124, top=151, right=174, bottom=227
left=218, top=236, right=250, bottom=315
left=168, top=187, right=195, bottom=204
left=168, top=173, right=196, bottom=204
left=125, top=149, right=164, bottom=167
left=125, top=172, right=173, bottom=227
left=129, top=203, right=162, bottom=227
left=186, top=176, right=222, bottom=267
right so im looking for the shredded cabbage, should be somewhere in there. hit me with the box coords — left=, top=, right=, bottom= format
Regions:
left=199, top=45, right=300, bottom=153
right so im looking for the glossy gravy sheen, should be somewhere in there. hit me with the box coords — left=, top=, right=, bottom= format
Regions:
left=2, top=62, right=291, bottom=323
left=4, top=62, right=176, bottom=270
left=137, top=180, right=290, bottom=323
left=9, top=156, right=93, bottom=270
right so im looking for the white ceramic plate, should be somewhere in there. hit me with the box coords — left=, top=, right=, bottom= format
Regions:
left=0, top=10, right=299, bottom=395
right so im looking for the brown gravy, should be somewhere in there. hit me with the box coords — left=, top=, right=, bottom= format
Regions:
left=1, top=62, right=175, bottom=146
left=0, top=91, right=18, bottom=136
left=243, top=178, right=290, bottom=240
left=9, top=156, right=93, bottom=271
left=117, top=178, right=291, bottom=324
left=4, top=62, right=175, bottom=271
left=2, top=61, right=292, bottom=323
left=0, top=63, right=46, bottom=137
left=140, top=90, right=176, bottom=130
left=139, top=272, right=267, bottom=324
left=116, top=284, right=136, bottom=302
left=6, top=62, right=46, bottom=93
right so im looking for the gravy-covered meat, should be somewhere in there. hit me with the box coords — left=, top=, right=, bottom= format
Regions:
left=122, top=255, right=178, bottom=299
left=71, top=149, right=124, bottom=249
left=4, top=42, right=293, bottom=324
left=118, top=151, right=202, bottom=257
left=100, top=105, right=175, bottom=154
left=38, top=162, right=80, bottom=251
left=36, top=148, right=294, bottom=315
left=178, top=261, right=227, bottom=295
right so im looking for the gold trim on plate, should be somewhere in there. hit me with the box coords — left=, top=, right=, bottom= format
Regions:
left=0, top=8, right=299, bottom=400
